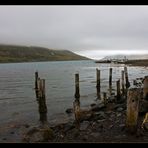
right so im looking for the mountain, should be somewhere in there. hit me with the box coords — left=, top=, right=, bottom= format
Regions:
left=0, top=44, right=89, bottom=63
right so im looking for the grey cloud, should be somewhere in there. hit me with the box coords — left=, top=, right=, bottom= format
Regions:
left=0, top=6, right=148, bottom=58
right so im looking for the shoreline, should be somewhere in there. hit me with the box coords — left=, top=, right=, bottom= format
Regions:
left=1, top=97, right=148, bottom=143
left=95, top=59, right=148, bottom=67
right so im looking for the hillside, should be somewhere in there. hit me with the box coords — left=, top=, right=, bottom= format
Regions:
left=0, top=45, right=89, bottom=63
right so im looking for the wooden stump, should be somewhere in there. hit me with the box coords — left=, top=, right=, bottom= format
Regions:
left=103, top=92, right=107, bottom=106
left=124, top=66, right=130, bottom=89
left=96, top=68, right=101, bottom=100
left=74, top=73, right=80, bottom=101
left=116, top=79, right=121, bottom=102
left=121, top=70, right=125, bottom=95
left=126, top=88, right=142, bottom=134
left=37, top=78, right=47, bottom=124
left=143, top=76, right=148, bottom=100
left=35, top=71, right=39, bottom=99
left=74, top=73, right=80, bottom=129
left=109, top=68, right=112, bottom=96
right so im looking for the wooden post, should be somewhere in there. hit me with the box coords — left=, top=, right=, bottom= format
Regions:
left=38, top=79, right=47, bottom=124
left=116, top=79, right=121, bottom=101
left=96, top=68, right=101, bottom=100
left=109, top=68, right=112, bottom=96
left=143, top=76, right=148, bottom=100
left=73, top=99, right=80, bottom=129
left=121, top=70, right=125, bottom=95
left=74, top=73, right=80, bottom=129
left=103, top=92, right=107, bottom=106
left=35, top=71, right=39, bottom=99
left=124, top=66, right=130, bottom=89
left=74, top=73, right=80, bottom=101
left=126, top=88, right=141, bottom=134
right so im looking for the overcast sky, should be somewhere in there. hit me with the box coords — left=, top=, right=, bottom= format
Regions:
left=0, top=6, right=148, bottom=59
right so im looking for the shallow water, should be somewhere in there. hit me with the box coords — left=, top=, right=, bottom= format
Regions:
left=0, top=60, right=148, bottom=126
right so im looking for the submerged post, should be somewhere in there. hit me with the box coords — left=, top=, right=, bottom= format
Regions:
left=38, top=79, right=47, bottom=124
left=96, top=68, right=101, bottom=100
left=103, top=92, right=107, bottom=106
left=109, top=68, right=112, bottom=96
left=35, top=71, right=39, bottom=99
left=116, top=79, right=121, bottom=102
left=126, top=88, right=141, bottom=134
left=121, top=70, right=125, bottom=95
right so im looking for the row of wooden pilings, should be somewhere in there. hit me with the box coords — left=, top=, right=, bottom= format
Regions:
left=34, top=67, right=147, bottom=134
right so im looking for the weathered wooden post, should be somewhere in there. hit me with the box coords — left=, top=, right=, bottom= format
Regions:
left=126, top=88, right=141, bottom=134
left=143, top=76, right=148, bottom=100
left=124, top=66, right=130, bottom=89
left=121, top=70, right=125, bottom=95
left=103, top=92, right=107, bottom=106
left=35, top=71, right=39, bottom=99
left=96, top=68, right=101, bottom=100
left=109, top=68, right=112, bottom=96
left=38, top=78, right=48, bottom=124
left=74, top=73, right=80, bottom=101
left=74, top=73, right=80, bottom=129
left=116, top=79, right=121, bottom=102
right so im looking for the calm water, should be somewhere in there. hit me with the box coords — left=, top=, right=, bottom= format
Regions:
left=0, top=60, right=148, bottom=126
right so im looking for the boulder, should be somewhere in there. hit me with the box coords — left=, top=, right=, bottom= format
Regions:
left=66, top=108, right=73, bottom=114
left=80, top=121, right=90, bottom=131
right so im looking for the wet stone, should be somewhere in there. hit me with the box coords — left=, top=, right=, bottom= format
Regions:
left=80, top=121, right=90, bottom=131
left=90, top=103, right=96, bottom=107
left=10, top=131, right=15, bottom=134
left=90, top=132, right=101, bottom=138
left=2, top=138, right=7, bottom=141
left=116, top=113, right=122, bottom=117
left=116, top=107, right=124, bottom=112
left=66, top=108, right=73, bottom=114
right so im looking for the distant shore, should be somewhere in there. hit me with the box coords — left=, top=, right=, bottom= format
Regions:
left=95, top=59, right=148, bottom=66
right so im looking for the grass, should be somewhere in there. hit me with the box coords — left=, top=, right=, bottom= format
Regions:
left=0, top=44, right=89, bottom=63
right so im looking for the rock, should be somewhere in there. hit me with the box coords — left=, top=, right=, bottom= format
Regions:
left=119, top=124, right=125, bottom=128
left=82, top=135, right=89, bottom=141
left=108, top=95, right=116, bottom=103
left=10, top=131, right=15, bottom=134
left=71, top=128, right=80, bottom=138
left=106, top=111, right=113, bottom=114
left=64, top=122, right=75, bottom=132
left=97, top=119, right=106, bottom=123
left=143, top=122, right=148, bottom=130
left=24, top=124, right=30, bottom=128
left=66, top=108, right=73, bottom=114
left=80, top=121, right=90, bottom=131
left=90, top=103, right=96, bottom=107
left=91, top=100, right=105, bottom=111
left=139, top=100, right=148, bottom=114
left=109, top=125, right=113, bottom=129
left=24, top=127, right=54, bottom=142
left=97, top=111, right=106, bottom=119
left=116, top=107, right=123, bottom=112
left=90, top=132, right=101, bottom=138
left=2, top=138, right=7, bottom=141
left=92, top=111, right=106, bottom=121
left=116, top=113, right=122, bottom=117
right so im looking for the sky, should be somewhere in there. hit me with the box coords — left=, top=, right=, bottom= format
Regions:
left=0, top=5, right=148, bottom=59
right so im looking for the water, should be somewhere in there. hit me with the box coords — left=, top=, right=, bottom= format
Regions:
left=0, top=60, right=148, bottom=126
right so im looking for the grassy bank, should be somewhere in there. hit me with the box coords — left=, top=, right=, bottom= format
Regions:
left=0, top=45, right=89, bottom=63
